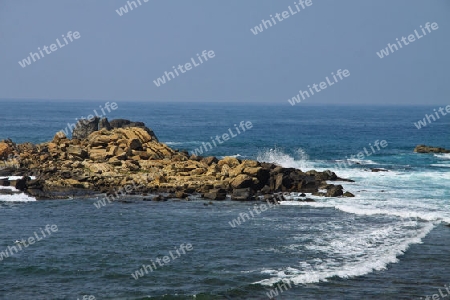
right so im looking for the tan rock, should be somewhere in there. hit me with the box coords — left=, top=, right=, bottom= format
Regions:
left=108, top=157, right=122, bottom=166
left=229, top=163, right=246, bottom=178
left=243, top=167, right=262, bottom=177
left=67, top=145, right=88, bottom=159
left=218, top=157, right=240, bottom=168
left=89, top=149, right=107, bottom=160
left=230, top=174, right=253, bottom=189
left=47, top=143, right=59, bottom=155
left=106, top=145, right=118, bottom=157
left=220, top=164, right=231, bottom=176
left=132, top=150, right=150, bottom=160
left=0, top=142, right=12, bottom=159
left=53, top=132, right=67, bottom=143
left=89, top=137, right=112, bottom=147
left=241, top=160, right=259, bottom=168
left=206, top=164, right=220, bottom=176
left=115, top=127, right=154, bottom=144
left=65, top=179, right=86, bottom=189
left=127, top=138, right=142, bottom=150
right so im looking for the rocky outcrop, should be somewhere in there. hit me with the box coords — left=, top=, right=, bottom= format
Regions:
left=0, top=119, right=353, bottom=200
left=72, top=117, right=100, bottom=140
left=414, top=145, right=450, bottom=153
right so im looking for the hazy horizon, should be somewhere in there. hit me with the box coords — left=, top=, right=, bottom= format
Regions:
left=1, top=0, right=449, bottom=105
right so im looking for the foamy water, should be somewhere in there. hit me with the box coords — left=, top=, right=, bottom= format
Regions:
left=255, top=148, right=449, bottom=286
left=0, top=176, right=37, bottom=202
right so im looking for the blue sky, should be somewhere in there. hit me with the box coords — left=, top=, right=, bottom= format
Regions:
left=0, top=0, right=449, bottom=104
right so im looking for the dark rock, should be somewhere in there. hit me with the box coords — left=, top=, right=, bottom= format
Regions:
left=343, top=191, right=355, bottom=197
left=0, top=179, right=10, bottom=186
left=302, top=198, right=315, bottom=202
left=312, top=191, right=327, bottom=197
left=231, top=175, right=253, bottom=189
left=72, top=117, right=100, bottom=140
left=326, top=185, right=343, bottom=197
left=204, top=188, right=227, bottom=200
left=261, top=185, right=271, bottom=194
left=99, top=118, right=112, bottom=130
left=0, top=188, right=20, bottom=195
left=152, top=195, right=163, bottom=201
left=109, top=119, right=131, bottom=128
left=26, top=179, right=43, bottom=189
left=189, top=154, right=202, bottom=161
left=72, top=175, right=88, bottom=182
left=201, top=156, right=218, bottom=166
left=175, top=191, right=188, bottom=199
left=26, top=188, right=47, bottom=199
left=10, top=177, right=28, bottom=191
left=184, top=188, right=196, bottom=194
left=61, top=172, right=72, bottom=179
left=371, top=168, right=388, bottom=172
left=266, top=193, right=283, bottom=202
left=298, top=178, right=319, bottom=193
left=231, top=188, right=253, bottom=201
left=128, top=122, right=146, bottom=128
left=0, top=167, right=14, bottom=177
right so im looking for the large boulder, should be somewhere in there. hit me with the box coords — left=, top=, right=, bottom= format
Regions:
left=230, top=174, right=254, bottom=189
left=326, top=184, right=343, bottom=197
left=72, top=117, right=100, bottom=140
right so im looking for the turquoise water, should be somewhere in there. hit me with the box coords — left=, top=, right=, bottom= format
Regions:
left=0, top=101, right=449, bottom=299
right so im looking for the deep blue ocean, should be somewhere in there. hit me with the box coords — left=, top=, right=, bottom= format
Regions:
left=0, top=100, right=449, bottom=300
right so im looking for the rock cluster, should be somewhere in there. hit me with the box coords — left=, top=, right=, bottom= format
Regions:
left=0, top=119, right=353, bottom=200
left=414, top=145, right=450, bottom=153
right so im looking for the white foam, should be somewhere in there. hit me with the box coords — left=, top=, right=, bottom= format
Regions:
left=431, top=164, right=450, bottom=168
left=255, top=222, right=435, bottom=286
left=434, top=153, right=450, bottom=160
left=346, top=159, right=377, bottom=165
left=0, top=185, right=36, bottom=202
left=0, top=176, right=36, bottom=180
left=163, top=141, right=183, bottom=146
left=0, top=193, right=36, bottom=202
left=280, top=201, right=334, bottom=209
left=252, top=148, right=450, bottom=285
left=257, top=147, right=314, bottom=170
